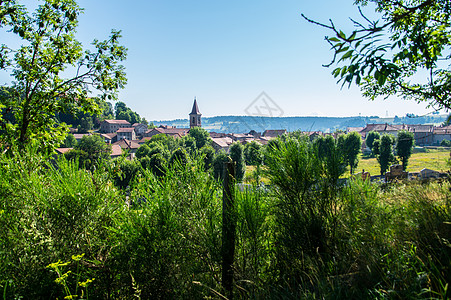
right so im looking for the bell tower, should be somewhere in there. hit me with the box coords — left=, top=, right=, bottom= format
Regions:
left=189, top=97, right=202, bottom=128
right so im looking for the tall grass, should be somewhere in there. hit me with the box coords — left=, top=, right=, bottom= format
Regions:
left=0, top=144, right=449, bottom=299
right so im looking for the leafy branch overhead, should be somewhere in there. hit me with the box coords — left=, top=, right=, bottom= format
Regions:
left=302, top=0, right=451, bottom=110
left=0, top=0, right=127, bottom=151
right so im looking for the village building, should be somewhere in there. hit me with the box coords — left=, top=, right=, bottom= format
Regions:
left=110, top=144, right=123, bottom=159
left=433, top=126, right=451, bottom=145
left=116, top=127, right=136, bottom=141
left=100, top=133, right=117, bottom=144
left=113, top=139, right=140, bottom=159
left=211, top=137, right=234, bottom=152
left=262, top=129, right=287, bottom=138
left=100, top=119, right=131, bottom=133
left=408, top=124, right=434, bottom=146
left=132, top=123, right=148, bottom=136
left=144, top=127, right=188, bottom=139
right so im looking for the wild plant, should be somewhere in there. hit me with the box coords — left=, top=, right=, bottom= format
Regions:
left=46, top=254, right=95, bottom=300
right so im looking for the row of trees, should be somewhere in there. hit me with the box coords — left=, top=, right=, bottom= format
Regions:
left=366, top=130, right=415, bottom=174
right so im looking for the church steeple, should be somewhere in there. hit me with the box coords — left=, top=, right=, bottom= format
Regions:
left=189, top=97, right=202, bottom=128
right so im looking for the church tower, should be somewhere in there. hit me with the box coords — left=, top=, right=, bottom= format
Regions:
left=189, top=97, right=202, bottom=128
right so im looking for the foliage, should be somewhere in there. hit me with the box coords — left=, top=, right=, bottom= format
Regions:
left=65, top=134, right=111, bottom=169
left=377, top=134, right=397, bottom=175
left=0, top=0, right=127, bottom=152
left=264, top=135, right=342, bottom=288
left=212, top=150, right=229, bottom=180
left=111, top=157, right=140, bottom=190
left=244, top=140, right=263, bottom=166
left=188, top=126, right=211, bottom=149
left=77, top=116, right=93, bottom=133
left=342, top=131, right=362, bottom=174
left=396, top=130, right=415, bottom=170
left=229, top=142, right=246, bottom=182
left=169, top=147, right=189, bottom=168
left=303, top=0, right=451, bottom=109
left=440, top=139, right=451, bottom=147
left=366, top=130, right=380, bottom=152
left=0, top=144, right=450, bottom=298
left=200, top=144, right=215, bottom=170
left=62, top=133, right=77, bottom=148
left=114, top=101, right=141, bottom=124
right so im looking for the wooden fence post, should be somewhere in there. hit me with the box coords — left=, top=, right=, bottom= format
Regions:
left=222, top=161, right=236, bottom=299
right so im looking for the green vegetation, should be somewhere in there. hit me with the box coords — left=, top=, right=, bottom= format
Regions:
left=0, top=0, right=126, bottom=153
left=355, top=149, right=451, bottom=176
left=304, top=0, right=451, bottom=109
left=1, top=139, right=449, bottom=299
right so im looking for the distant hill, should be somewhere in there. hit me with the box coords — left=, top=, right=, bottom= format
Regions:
left=152, top=114, right=447, bottom=134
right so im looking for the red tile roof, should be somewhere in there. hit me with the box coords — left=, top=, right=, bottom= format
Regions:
left=113, top=139, right=140, bottom=149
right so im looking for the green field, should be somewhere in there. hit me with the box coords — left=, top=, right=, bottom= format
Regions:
left=355, top=149, right=450, bottom=176
left=245, top=148, right=451, bottom=182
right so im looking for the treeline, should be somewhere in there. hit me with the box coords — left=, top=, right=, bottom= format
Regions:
left=56, top=100, right=148, bottom=133
left=1, top=133, right=449, bottom=299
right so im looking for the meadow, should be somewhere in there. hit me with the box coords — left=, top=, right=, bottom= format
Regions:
left=356, top=148, right=450, bottom=176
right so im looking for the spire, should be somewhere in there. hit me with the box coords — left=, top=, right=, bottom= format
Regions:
left=190, top=97, right=201, bottom=115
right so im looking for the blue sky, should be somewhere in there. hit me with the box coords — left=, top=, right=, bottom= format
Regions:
left=1, top=0, right=440, bottom=120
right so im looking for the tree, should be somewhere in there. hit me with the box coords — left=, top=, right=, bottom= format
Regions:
left=244, top=141, right=263, bottom=166
left=343, top=132, right=362, bottom=174
left=200, top=145, right=215, bottom=170
left=115, top=101, right=140, bottom=124
left=0, top=0, right=127, bottom=152
left=111, top=157, right=140, bottom=190
left=396, top=130, right=415, bottom=170
left=77, top=116, right=93, bottom=133
left=372, top=139, right=381, bottom=156
left=62, top=133, right=77, bottom=148
left=188, top=126, right=211, bottom=149
left=377, top=134, right=397, bottom=175
left=71, top=134, right=111, bottom=169
left=303, top=0, right=451, bottom=109
left=229, top=142, right=246, bottom=182
left=366, top=131, right=380, bottom=153
left=213, top=151, right=230, bottom=180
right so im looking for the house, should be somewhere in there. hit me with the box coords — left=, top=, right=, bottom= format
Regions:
left=360, top=123, right=407, bottom=138
left=100, top=119, right=131, bottom=133
left=407, top=124, right=434, bottom=146
left=116, top=127, right=136, bottom=141
left=113, top=139, right=140, bottom=159
left=144, top=127, right=189, bottom=139
left=110, top=144, right=123, bottom=159
left=210, top=132, right=227, bottom=138
left=346, top=127, right=364, bottom=134
left=433, top=126, right=451, bottom=145
left=100, top=133, right=117, bottom=144
left=211, top=137, right=234, bottom=152
left=227, top=133, right=254, bottom=142
left=263, top=129, right=287, bottom=138
left=132, top=123, right=148, bottom=136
